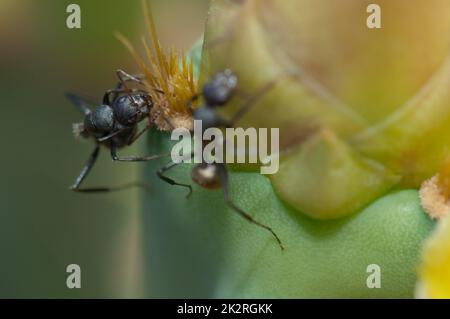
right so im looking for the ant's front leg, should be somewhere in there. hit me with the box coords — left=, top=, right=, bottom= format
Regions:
left=102, top=70, right=143, bottom=105
left=116, top=69, right=144, bottom=86
left=70, top=145, right=147, bottom=193
left=217, top=163, right=284, bottom=250
left=126, top=123, right=151, bottom=146
left=110, top=142, right=170, bottom=162
left=103, top=87, right=128, bottom=105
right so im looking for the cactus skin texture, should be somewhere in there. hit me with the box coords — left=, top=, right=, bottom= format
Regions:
left=141, top=0, right=450, bottom=297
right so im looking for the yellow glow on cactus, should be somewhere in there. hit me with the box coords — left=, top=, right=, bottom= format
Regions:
left=418, top=215, right=450, bottom=298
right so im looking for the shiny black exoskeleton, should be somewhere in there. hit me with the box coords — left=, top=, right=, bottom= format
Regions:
left=192, top=69, right=238, bottom=132
left=67, top=69, right=167, bottom=193
left=80, top=93, right=150, bottom=148
left=156, top=69, right=284, bottom=250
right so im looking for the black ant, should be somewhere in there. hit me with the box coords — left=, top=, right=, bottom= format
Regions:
left=66, top=69, right=168, bottom=193
left=157, top=69, right=285, bottom=250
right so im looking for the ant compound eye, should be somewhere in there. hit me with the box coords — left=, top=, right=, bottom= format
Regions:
left=191, top=163, right=222, bottom=189
left=113, top=94, right=151, bottom=126
left=84, top=105, right=114, bottom=133
left=202, top=69, right=238, bottom=106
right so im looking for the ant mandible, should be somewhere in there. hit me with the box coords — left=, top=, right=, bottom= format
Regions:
left=66, top=69, right=168, bottom=193
left=157, top=69, right=285, bottom=250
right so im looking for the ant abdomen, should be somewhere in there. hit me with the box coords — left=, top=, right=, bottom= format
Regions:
left=83, top=105, right=114, bottom=135
left=191, top=163, right=223, bottom=189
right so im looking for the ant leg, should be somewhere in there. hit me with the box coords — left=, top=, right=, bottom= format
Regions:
left=102, top=87, right=128, bottom=105
left=123, top=71, right=164, bottom=94
left=97, top=119, right=150, bottom=144
left=115, top=69, right=150, bottom=96
left=103, top=69, right=163, bottom=105
left=116, top=69, right=144, bottom=85
left=65, top=92, right=92, bottom=115
left=126, top=123, right=151, bottom=146
left=103, top=70, right=142, bottom=105
left=157, top=161, right=193, bottom=198
left=217, top=163, right=284, bottom=250
left=70, top=145, right=100, bottom=190
left=97, top=128, right=128, bottom=143
left=185, top=93, right=200, bottom=113
left=230, top=76, right=286, bottom=124
left=70, top=145, right=148, bottom=193
left=110, top=143, right=170, bottom=162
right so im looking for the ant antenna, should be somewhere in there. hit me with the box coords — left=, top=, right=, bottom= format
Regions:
left=230, top=74, right=292, bottom=124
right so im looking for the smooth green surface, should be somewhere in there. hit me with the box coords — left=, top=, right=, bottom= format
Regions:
left=271, top=129, right=400, bottom=219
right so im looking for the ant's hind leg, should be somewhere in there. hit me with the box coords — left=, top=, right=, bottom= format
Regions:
left=157, top=161, right=192, bottom=198
left=71, top=181, right=149, bottom=193
left=102, top=70, right=142, bottom=105
left=126, top=123, right=151, bottom=146
left=218, top=163, right=284, bottom=250
left=70, top=145, right=149, bottom=193
left=110, top=143, right=170, bottom=162
left=97, top=122, right=150, bottom=144
left=230, top=75, right=290, bottom=124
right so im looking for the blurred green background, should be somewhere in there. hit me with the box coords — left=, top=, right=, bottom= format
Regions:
left=0, top=0, right=208, bottom=298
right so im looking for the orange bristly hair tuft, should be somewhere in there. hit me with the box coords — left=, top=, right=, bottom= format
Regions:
left=115, top=0, right=197, bottom=131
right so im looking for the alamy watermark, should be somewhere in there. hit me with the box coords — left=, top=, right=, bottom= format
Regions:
left=66, top=4, right=81, bottom=29
left=171, top=120, right=280, bottom=175
left=66, top=264, right=81, bottom=289
left=366, top=264, right=381, bottom=289
left=367, top=4, right=382, bottom=29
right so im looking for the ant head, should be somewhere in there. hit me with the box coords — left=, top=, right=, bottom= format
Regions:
left=202, top=69, right=238, bottom=107
left=192, top=107, right=220, bottom=131
left=84, top=105, right=114, bottom=134
left=112, top=92, right=153, bottom=126
left=191, top=163, right=223, bottom=189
